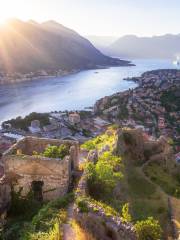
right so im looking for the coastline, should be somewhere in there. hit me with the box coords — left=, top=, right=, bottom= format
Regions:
left=1, top=65, right=177, bottom=125
left=0, top=62, right=135, bottom=86
left=0, top=69, right=80, bottom=86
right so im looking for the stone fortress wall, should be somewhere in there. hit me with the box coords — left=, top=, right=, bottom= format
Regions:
left=116, top=128, right=174, bottom=168
left=2, top=137, right=79, bottom=201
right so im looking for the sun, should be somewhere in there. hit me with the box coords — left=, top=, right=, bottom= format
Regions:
left=0, top=0, right=28, bottom=24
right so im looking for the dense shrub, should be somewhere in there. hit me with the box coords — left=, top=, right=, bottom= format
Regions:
left=8, top=187, right=42, bottom=219
left=76, top=197, right=89, bottom=213
left=85, top=151, right=123, bottom=199
left=121, top=203, right=132, bottom=223
left=81, top=132, right=116, bottom=151
left=135, top=217, right=162, bottom=240
left=43, top=144, right=69, bottom=159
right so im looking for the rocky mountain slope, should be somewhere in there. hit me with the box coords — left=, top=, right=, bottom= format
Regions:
left=0, top=19, right=131, bottom=74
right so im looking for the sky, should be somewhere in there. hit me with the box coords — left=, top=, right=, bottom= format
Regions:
left=0, top=0, right=180, bottom=37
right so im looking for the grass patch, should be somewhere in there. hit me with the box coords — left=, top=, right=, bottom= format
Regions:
left=127, top=168, right=156, bottom=198
left=143, top=162, right=180, bottom=198
left=121, top=161, right=171, bottom=238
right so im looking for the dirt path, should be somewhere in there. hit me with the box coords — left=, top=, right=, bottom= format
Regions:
left=63, top=203, right=76, bottom=240
left=63, top=151, right=86, bottom=240
left=63, top=150, right=95, bottom=240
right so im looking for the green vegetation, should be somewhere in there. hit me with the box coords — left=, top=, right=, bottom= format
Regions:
left=127, top=168, right=156, bottom=198
left=117, top=104, right=129, bottom=120
left=42, top=144, right=70, bottom=159
left=82, top=129, right=92, bottom=137
left=123, top=165, right=169, bottom=236
left=81, top=131, right=116, bottom=151
left=121, top=203, right=132, bottom=223
left=131, top=112, right=145, bottom=123
left=135, top=217, right=162, bottom=240
left=75, top=196, right=119, bottom=217
left=160, top=87, right=180, bottom=112
left=86, top=153, right=123, bottom=199
left=84, top=133, right=123, bottom=200
left=76, top=196, right=163, bottom=240
left=78, top=111, right=92, bottom=119
left=7, top=187, right=42, bottom=221
left=143, top=161, right=180, bottom=198
left=76, top=197, right=89, bottom=213
left=2, top=112, right=50, bottom=131
left=1, top=193, right=74, bottom=240
left=3, top=127, right=175, bottom=239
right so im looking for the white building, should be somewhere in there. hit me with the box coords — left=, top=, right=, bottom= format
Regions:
left=69, top=113, right=81, bottom=125
left=29, top=120, right=41, bottom=134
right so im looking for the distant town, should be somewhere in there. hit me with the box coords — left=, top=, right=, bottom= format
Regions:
left=0, top=68, right=79, bottom=84
left=0, top=69, right=180, bottom=163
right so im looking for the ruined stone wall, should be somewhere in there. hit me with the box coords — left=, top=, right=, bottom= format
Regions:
left=2, top=137, right=80, bottom=201
left=4, top=137, right=79, bottom=170
left=74, top=163, right=137, bottom=240
left=116, top=129, right=145, bottom=163
left=3, top=154, right=71, bottom=200
left=74, top=208, right=137, bottom=240
left=116, top=129, right=174, bottom=165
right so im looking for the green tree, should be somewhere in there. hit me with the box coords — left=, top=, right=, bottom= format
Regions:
left=85, top=153, right=123, bottom=198
left=135, top=217, right=162, bottom=240
left=121, top=203, right=132, bottom=222
left=43, top=145, right=69, bottom=159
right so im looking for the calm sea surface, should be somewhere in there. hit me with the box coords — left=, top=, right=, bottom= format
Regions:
left=0, top=59, right=178, bottom=123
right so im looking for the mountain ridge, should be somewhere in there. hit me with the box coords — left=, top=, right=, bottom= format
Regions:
left=0, top=19, right=131, bottom=76
left=107, top=33, right=180, bottom=58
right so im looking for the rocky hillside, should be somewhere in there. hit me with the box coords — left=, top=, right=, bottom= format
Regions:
left=0, top=19, right=131, bottom=75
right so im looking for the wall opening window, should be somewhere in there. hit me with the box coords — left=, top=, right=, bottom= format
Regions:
left=31, top=181, right=44, bottom=201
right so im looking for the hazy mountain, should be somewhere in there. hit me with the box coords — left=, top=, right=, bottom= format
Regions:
left=86, top=35, right=118, bottom=48
left=0, top=19, right=131, bottom=74
left=107, top=34, right=180, bottom=59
